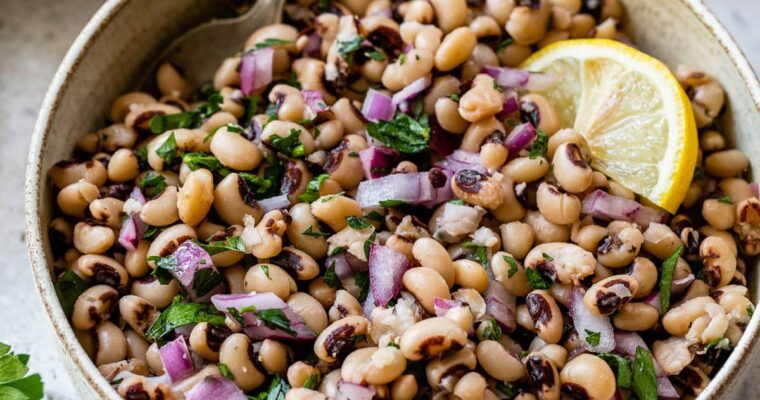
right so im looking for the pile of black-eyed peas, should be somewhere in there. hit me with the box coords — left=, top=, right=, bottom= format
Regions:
left=48, top=0, right=758, bottom=399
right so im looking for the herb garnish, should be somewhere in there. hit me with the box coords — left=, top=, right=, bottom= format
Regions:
left=503, top=256, right=519, bottom=278
left=365, top=50, right=386, bottom=61
left=337, top=36, right=365, bottom=64
left=367, top=113, right=429, bottom=153
left=197, top=236, right=246, bottom=255
left=584, top=329, right=601, bottom=346
left=54, top=270, right=87, bottom=318
left=481, top=318, right=502, bottom=341
left=717, top=194, right=733, bottom=204
left=496, top=37, right=514, bottom=52
left=218, top=363, right=235, bottom=380
left=324, top=262, right=341, bottom=289
left=253, top=38, right=293, bottom=50
left=354, top=271, right=370, bottom=302
left=525, top=268, right=551, bottom=290
left=0, top=343, right=44, bottom=400
left=298, top=174, right=330, bottom=203
left=155, top=132, right=180, bottom=165
left=257, top=309, right=296, bottom=336
left=462, top=241, right=489, bottom=268
left=528, top=130, right=549, bottom=160
left=149, top=92, right=222, bottom=133
left=139, top=171, right=167, bottom=198
left=191, top=268, right=223, bottom=297
left=303, top=225, right=330, bottom=238
left=347, top=216, right=372, bottom=230
left=182, top=152, right=230, bottom=176
left=659, top=244, right=684, bottom=313
left=632, top=347, right=658, bottom=400
left=145, top=296, right=225, bottom=344
left=379, top=199, right=407, bottom=207
left=267, top=129, right=306, bottom=157
left=248, top=374, right=290, bottom=400
left=598, top=353, right=632, bottom=389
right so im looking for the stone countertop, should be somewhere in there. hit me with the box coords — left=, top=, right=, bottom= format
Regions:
left=0, top=0, right=758, bottom=398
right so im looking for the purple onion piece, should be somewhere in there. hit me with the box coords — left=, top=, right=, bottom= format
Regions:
left=613, top=331, right=680, bottom=398
left=359, top=146, right=400, bottom=179
left=434, top=149, right=488, bottom=175
left=569, top=286, right=615, bottom=353
left=303, top=33, right=322, bottom=58
left=581, top=189, right=668, bottom=228
left=186, top=376, right=247, bottom=400
left=428, top=116, right=461, bottom=157
left=355, top=171, right=452, bottom=208
left=391, top=76, right=431, bottom=107
left=258, top=194, right=291, bottom=212
left=496, top=89, right=519, bottom=119
left=240, top=47, right=274, bottom=96
left=210, top=292, right=316, bottom=341
left=484, top=280, right=517, bottom=332
left=368, top=244, right=410, bottom=307
left=361, top=89, right=395, bottom=122
left=167, top=241, right=223, bottom=301
left=671, top=274, right=695, bottom=296
left=482, top=65, right=558, bottom=90
left=301, top=89, right=329, bottom=119
left=433, top=297, right=465, bottom=317
left=643, top=291, right=662, bottom=314
left=505, top=122, right=537, bottom=160
left=336, top=381, right=375, bottom=400
left=158, top=336, right=194, bottom=383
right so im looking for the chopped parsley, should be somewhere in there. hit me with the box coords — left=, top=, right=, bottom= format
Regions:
left=337, top=36, right=365, bottom=64
left=149, top=92, right=222, bottom=133
left=257, top=309, right=296, bottom=336
left=632, top=347, right=658, bottom=400
left=462, top=241, right=489, bottom=268
left=298, top=174, right=331, bottom=203
left=481, top=318, right=502, bottom=341
left=542, top=252, right=554, bottom=261
left=218, top=363, right=235, bottom=380
left=320, top=191, right=345, bottom=203
left=363, top=232, right=377, bottom=260
left=267, top=129, right=306, bottom=157
left=449, top=94, right=460, bottom=102
left=398, top=53, right=407, bottom=65
left=261, top=265, right=271, bottom=279
left=365, top=49, right=386, bottom=61
left=155, top=132, right=180, bottom=165
left=54, top=270, right=87, bottom=318
left=367, top=113, right=429, bottom=153
left=584, top=329, right=601, bottom=346
left=449, top=199, right=466, bottom=205
left=354, top=271, right=370, bottom=302
left=496, top=37, right=514, bottom=52
left=528, top=130, right=549, bottom=160
left=197, top=236, right=246, bottom=255
left=253, top=38, right=293, bottom=50
left=303, top=225, right=330, bottom=238
left=329, top=246, right=348, bottom=256
left=147, top=255, right=179, bottom=285
left=717, top=194, right=733, bottom=204
left=598, top=353, right=632, bottom=389
left=705, top=337, right=731, bottom=351
left=503, top=256, right=519, bottom=278
left=145, top=296, right=225, bottom=344
left=379, top=199, right=407, bottom=208
left=0, top=343, right=44, bottom=400
left=303, top=374, right=320, bottom=390
left=365, top=211, right=384, bottom=221
left=525, top=268, right=551, bottom=290
left=139, top=172, right=167, bottom=198
left=749, top=304, right=755, bottom=318
left=182, top=152, right=230, bottom=176
left=493, top=80, right=504, bottom=92
left=693, top=164, right=705, bottom=181
left=347, top=216, right=372, bottom=230
left=324, top=262, right=341, bottom=289
left=191, top=268, right=223, bottom=297
left=495, top=382, right=516, bottom=398
left=659, top=244, right=684, bottom=314
left=238, top=159, right=284, bottom=199
left=248, top=374, right=290, bottom=400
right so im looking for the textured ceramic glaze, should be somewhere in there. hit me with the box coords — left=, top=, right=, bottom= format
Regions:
left=24, top=0, right=760, bottom=398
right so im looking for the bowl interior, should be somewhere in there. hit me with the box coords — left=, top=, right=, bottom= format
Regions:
left=25, top=0, right=760, bottom=398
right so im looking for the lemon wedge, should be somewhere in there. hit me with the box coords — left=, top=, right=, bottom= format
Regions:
left=521, top=39, right=697, bottom=213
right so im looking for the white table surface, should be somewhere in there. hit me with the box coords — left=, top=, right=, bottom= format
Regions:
left=0, top=0, right=758, bottom=398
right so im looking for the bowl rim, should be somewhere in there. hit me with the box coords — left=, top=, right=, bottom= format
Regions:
left=23, top=0, right=760, bottom=398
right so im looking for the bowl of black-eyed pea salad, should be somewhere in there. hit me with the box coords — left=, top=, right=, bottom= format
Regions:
left=24, top=0, right=760, bottom=398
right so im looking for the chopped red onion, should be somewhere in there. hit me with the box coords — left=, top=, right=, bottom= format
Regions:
left=569, top=287, right=615, bottom=353
left=159, top=336, right=194, bottom=383
left=671, top=274, right=695, bottom=295
left=484, top=280, right=516, bottom=333
left=240, top=47, right=274, bottom=96
left=361, top=89, right=395, bottom=122
left=581, top=189, right=668, bottom=228
left=371, top=8, right=392, bottom=18
left=186, top=376, right=247, bottom=400
left=166, top=241, right=223, bottom=301
left=643, top=291, right=662, bottom=314
left=434, top=149, right=487, bottom=175
left=428, top=117, right=461, bottom=157
left=355, top=170, right=453, bottom=208
left=258, top=194, right=291, bottom=212
left=482, top=65, right=558, bottom=91
left=433, top=297, right=464, bottom=317
left=505, top=122, right=537, bottom=160
left=303, top=33, right=322, bottom=58
left=359, top=147, right=400, bottom=179
left=329, top=252, right=369, bottom=291
left=368, top=244, right=410, bottom=307
left=752, top=182, right=759, bottom=198
left=613, top=331, right=680, bottom=398
left=496, top=89, right=519, bottom=119
left=210, top=292, right=316, bottom=341
left=302, top=90, right=329, bottom=119
left=336, top=381, right=375, bottom=400
left=391, top=76, right=431, bottom=107
left=118, top=187, right=148, bottom=251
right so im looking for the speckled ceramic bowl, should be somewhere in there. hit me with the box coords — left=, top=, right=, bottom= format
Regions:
left=24, top=0, right=760, bottom=398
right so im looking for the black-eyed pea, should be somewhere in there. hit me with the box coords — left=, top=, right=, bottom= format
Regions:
left=461, top=117, right=505, bottom=151
left=476, top=340, right=525, bottom=381
left=106, top=149, right=140, bottom=182
left=88, top=197, right=125, bottom=230
left=524, top=352, right=560, bottom=400
left=546, top=129, right=588, bottom=160
left=118, top=295, right=158, bottom=336
left=423, top=75, right=460, bottom=115
left=537, top=344, right=567, bottom=369
left=147, top=223, right=196, bottom=260
left=72, top=285, right=118, bottom=330
left=391, top=374, right=418, bottom=400
left=210, top=126, right=263, bottom=171
left=146, top=129, right=207, bottom=171
left=613, top=303, right=659, bottom=331
left=552, top=143, right=593, bottom=193
left=261, top=120, right=315, bottom=157
left=486, top=0, right=515, bottom=25
left=718, top=291, right=753, bottom=323
left=506, top=2, right=550, bottom=45
left=57, top=181, right=100, bottom=218
left=287, top=361, right=320, bottom=388
left=570, top=222, right=608, bottom=253
left=342, top=347, right=406, bottom=385
left=523, top=211, right=570, bottom=244
left=497, top=222, right=532, bottom=259
left=583, top=275, right=638, bottom=315
left=285, top=387, right=326, bottom=400
left=124, top=102, right=182, bottom=135
left=429, top=0, right=467, bottom=33
left=269, top=246, right=320, bottom=281
left=73, top=221, right=115, bottom=254
left=559, top=354, right=616, bottom=400
left=453, top=372, right=487, bottom=400
left=241, top=210, right=289, bottom=258
left=200, top=111, right=238, bottom=134
left=399, top=0, right=434, bottom=23
left=412, top=237, right=455, bottom=287
left=50, top=159, right=108, bottom=189
left=452, top=169, right=505, bottom=209
left=245, top=23, right=299, bottom=52
left=672, top=365, right=711, bottom=397
left=499, top=42, right=533, bottom=67
left=425, top=344, right=477, bottom=391
left=526, top=290, right=564, bottom=344
left=470, top=15, right=501, bottom=39
left=287, top=203, right=328, bottom=259
left=704, top=149, right=749, bottom=178
left=520, top=94, right=560, bottom=135
left=402, top=267, right=451, bottom=314
left=480, top=141, right=509, bottom=170
left=435, top=97, right=469, bottom=134
left=314, top=316, right=370, bottom=362
left=314, top=119, right=344, bottom=150
left=318, top=369, right=342, bottom=397
left=311, top=194, right=361, bottom=231
left=288, top=292, right=328, bottom=334
left=213, top=173, right=265, bottom=226
left=144, top=343, right=164, bottom=375
left=244, top=263, right=296, bottom=300
left=222, top=266, right=246, bottom=295
left=702, top=198, right=735, bottom=230
left=131, top=277, right=180, bottom=309
left=400, top=317, right=467, bottom=361
left=699, top=225, right=738, bottom=256
left=700, top=130, right=725, bottom=151
left=503, top=156, right=551, bottom=183
left=94, top=321, right=127, bottom=366
left=110, top=92, right=156, bottom=123
left=329, top=290, right=363, bottom=322
left=442, top=304, right=474, bottom=332
left=76, top=254, right=128, bottom=288
left=700, top=236, right=737, bottom=288
left=189, top=322, right=231, bottom=362
left=535, top=182, right=581, bottom=225
left=213, top=57, right=240, bottom=90
left=596, top=226, right=643, bottom=268
left=324, top=135, right=367, bottom=189
left=309, top=278, right=337, bottom=309
left=652, top=337, right=694, bottom=376
left=459, top=75, right=504, bottom=123
left=643, top=222, right=682, bottom=260
left=156, top=62, right=190, bottom=98
left=524, top=242, right=596, bottom=285
left=253, top=339, right=291, bottom=375
left=719, top=178, right=753, bottom=203
left=124, top=329, right=149, bottom=362
left=492, top=252, right=530, bottom=296
left=628, top=257, right=657, bottom=299
left=434, top=27, right=477, bottom=72
left=140, top=186, right=180, bottom=226
left=329, top=97, right=365, bottom=134
left=219, top=333, right=266, bottom=391
left=453, top=259, right=489, bottom=293
left=691, top=81, right=725, bottom=128
left=662, top=296, right=717, bottom=335
left=177, top=169, right=214, bottom=226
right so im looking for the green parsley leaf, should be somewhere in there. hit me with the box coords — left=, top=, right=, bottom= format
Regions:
left=364, top=232, right=377, bottom=260
left=748, top=304, right=755, bottom=318
left=337, top=36, right=365, bottom=64
left=365, top=211, right=384, bottom=221
left=303, top=373, right=320, bottom=390
left=584, top=329, right=601, bottom=346
left=227, top=307, right=244, bottom=325
left=324, top=262, right=341, bottom=289
left=481, top=318, right=502, bottom=341
left=298, top=174, right=331, bottom=203
left=267, top=129, right=306, bottom=157
left=148, top=93, right=222, bottom=134
left=448, top=199, right=466, bottom=205
left=182, top=152, right=231, bottom=176
left=542, top=252, right=554, bottom=261
left=54, top=270, right=87, bottom=318
left=463, top=241, right=489, bottom=268
left=191, top=268, right=223, bottom=297
left=254, top=38, right=293, bottom=50
left=197, top=236, right=246, bottom=255
left=693, top=164, right=705, bottom=181
left=348, top=151, right=359, bottom=157
left=632, top=347, right=658, bottom=400
left=387, top=342, right=400, bottom=349
left=504, top=256, right=519, bottom=278
left=303, top=225, right=330, bottom=238
left=493, top=80, right=504, bottom=92
left=257, top=309, right=296, bottom=336
left=717, top=194, right=733, bottom=204
left=660, top=244, right=684, bottom=313
left=705, top=337, right=731, bottom=351
left=398, top=53, right=407, bottom=65
left=249, top=374, right=290, bottom=400
left=496, top=37, right=514, bottom=52
left=0, top=354, right=28, bottom=385
left=598, top=353, right=632, bottom=389
left=155, top=132, right=180, bottom=165
left=317, top=0, right=331, bottom=10
left=355, top=271, right=370, bottom=302
left=243, top=96, right=259, bottom=127
left=320, top=191, right=345, bottom=203
left=218, top=363, right=235, bottom=380
left=528, top=130, right=549, bottom=160
left=367, top=113, right=429, bottom=153
left=365, top=50, right=386, bottom=61
left=379, top=199, right=407, bottom=208
left=135, top=147, right=149, bottom=170
left=0, top=345, right=9, bottom=358
left=0, top=344, right=43, bottom=400
left=143, top=226, right=160, bottom=240
left=449, top=94, right=460, bottom=102
left=347, top=216, right=372, bottom=230
left=525, top=268, right=551, bottom=290
left=145, top=297, right=225, bottom=344
left=261, top=265, right=271, bottom=279
left=139, top=172, right=167, bottom=198
left=329, top=246, right=348, bottom=256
